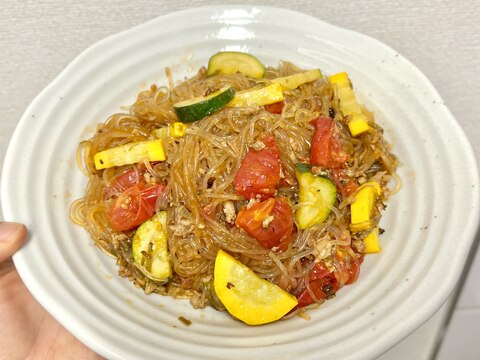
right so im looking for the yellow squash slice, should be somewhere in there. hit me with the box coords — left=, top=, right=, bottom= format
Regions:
left=214, top=250, right=297, bottom=325
left=350, top=182, right=383, bottom=253
left=227, top=83, right=284, bottom=107
left=272, top=69, right=322, bottom=90
left=350, top=181, right=381, bottom=228
left=364, top=226, right=381, bottom=253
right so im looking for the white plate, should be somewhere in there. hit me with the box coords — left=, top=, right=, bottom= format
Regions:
left=2, top=5, right=479, bottom=360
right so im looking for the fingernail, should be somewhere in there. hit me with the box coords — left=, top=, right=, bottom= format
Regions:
left=0, top=222, right=24, bottom=242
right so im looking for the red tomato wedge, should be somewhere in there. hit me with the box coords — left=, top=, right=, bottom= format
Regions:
left=264, top=101, right=284, bottom=114
left=235, top=197, right=293, bottom=251
left=310, top=117, right=348, bottom=169
left=234, top=135, right=281, bottom=200
left=107, top=183, right=164, bottom=232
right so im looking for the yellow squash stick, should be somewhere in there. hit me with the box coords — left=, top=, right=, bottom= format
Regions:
left=152, top=122, right=188, bottom=139
left=272, top=69, right=323, bottom=90
left=329, top=72, right=370, bottom=137
left=227, top=83, right=284, bottom=107
left=94, top=139, right=165, bottom=170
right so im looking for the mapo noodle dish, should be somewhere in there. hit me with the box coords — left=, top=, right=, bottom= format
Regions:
left=71, top=52, right=399, bottom=325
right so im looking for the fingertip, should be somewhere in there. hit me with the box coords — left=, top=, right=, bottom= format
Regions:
left=0, top=222, right=27, bottom=262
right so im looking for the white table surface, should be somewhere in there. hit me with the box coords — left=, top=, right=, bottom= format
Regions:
left=1, top=1, right=479, bottom=359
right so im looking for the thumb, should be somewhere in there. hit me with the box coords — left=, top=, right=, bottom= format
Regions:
left=0, top=222, right=27, bottom=263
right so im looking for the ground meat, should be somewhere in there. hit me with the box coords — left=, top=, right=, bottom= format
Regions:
left=223, top=201, right=237, bottom=224
left=170, top=219, right=194, bottom=238
left=262, top=215, right=274, bottom=228
left=250, top=140, right=266, bottom=150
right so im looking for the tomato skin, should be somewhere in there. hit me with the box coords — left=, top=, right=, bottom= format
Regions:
left=104, top=168, right=141, bottom=199
left=335, top=247, right=362, bottom=286
left=296, top=284, right=324, bottom=308
left=296, top=261, right=339, bottom=308
left=234, top=135, right=281, bottom=200
left=296, top=248, right=362, bottom=308
left=310, top=117, right=348, bottom=169
left=264, top=101, right=284, bottom=114
left=235, top=197, right=294, bottom=251
left=107, top=183, right=164, bottom=232
left=346, top=256, right=361, bottom=285
left=345, top=250, right=364, bottom=285
left=331, top=169, right=358, bottom=199
left=309, top=261, right=332, bottom=281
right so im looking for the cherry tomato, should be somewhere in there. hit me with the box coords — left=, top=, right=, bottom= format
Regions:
left=104, top=168, right=141, bottom=199
left=310, top=117, right=348, bottom=169
left=309, top=261, right=332, bottom=281
left=264, top=101, right=284, bottom=114
left=333, top=247, right=362, bottom=287
left=296, top=248, right=362, bottom=308
left=234, top=135, right=281, bottom=200
left=344, top=250, right=362, bottom=285
left=296, top=261, right=339, bottom=308
left=235, top=197, right=294, bottom=250
left=107, top=183, right=164, bottom=232
left=330, top=169, right=359, bottom=199
left=346, top=256, right=361, bottom=285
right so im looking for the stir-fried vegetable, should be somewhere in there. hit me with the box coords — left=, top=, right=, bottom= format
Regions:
left=107, top=183, right=164, bottom=232
left=174, top=86, right=236, bottom=123
left=295, top=163, right=337, bottom=229
left=264, top=101, right=284, bottom=114
left=132, top=211, right=171, bottom=282
left=234, top=135, right=281, bottom=200
left=213, top=250, right=298, bottom=325
left=350, top=181, right=381, bottom=229
left=350, top=182, right=382, bottom=253
left=272, top=69, right=323, bottom=90
left=310, top=116, right=348, bottom=169
left=296, top=261, right=338, bottom=307
left=207, top=51, right=265, bottom=78
left=228, top=83, right=284, bottom=107
left=94, top=139, right=165, bottom=170
left=152, top=122, right=188, bottom=139
left=364, top=227, right=381, bottom=253
left=235, top=197, right=293, bottom=251
left=329, top=72, right=370, bottom=137
left=296, top=248, right=362, bottom=307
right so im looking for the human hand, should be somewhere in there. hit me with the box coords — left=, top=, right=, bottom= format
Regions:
left=0, top=222, right=103, bottom=359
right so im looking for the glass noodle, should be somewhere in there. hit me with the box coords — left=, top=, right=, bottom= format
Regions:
left=70, top=61, right=399, bottom=314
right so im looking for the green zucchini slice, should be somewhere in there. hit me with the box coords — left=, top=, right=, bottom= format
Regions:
left=295, top=164, right=337, bottom=229
left=206, top=51, right=265, bottom=78
left=173, top=86, right=235, bottom=123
